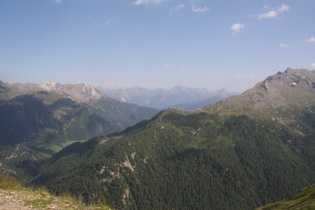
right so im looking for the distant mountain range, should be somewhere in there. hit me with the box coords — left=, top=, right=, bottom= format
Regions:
left=0, top=81, right=160, bottom=145
left=0, top=81, right=159, bottom=178
left=99, top=86, right=236, bottom=110
left=33, top=68, right=315, bottom=209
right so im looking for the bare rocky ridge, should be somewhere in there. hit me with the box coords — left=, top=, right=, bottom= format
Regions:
left=39, top=82, right=104, bottom=103
left=246, top=68, right=315, bottom=109
left=210, top=68, right=315, bottom=108
left=206, top=68, right=315, bottom=130
left=1, top=81, right=106, bottom=104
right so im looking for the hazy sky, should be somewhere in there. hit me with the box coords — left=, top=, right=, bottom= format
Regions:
left=1, top=0, right=314, bottom=92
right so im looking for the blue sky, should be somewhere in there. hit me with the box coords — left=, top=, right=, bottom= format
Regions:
left=0, top=0, right=314, bottom=92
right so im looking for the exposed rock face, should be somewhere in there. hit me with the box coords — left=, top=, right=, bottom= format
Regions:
left=208, top=68, right=315, bottom=112
left=42, top=82, right=103, bottom=103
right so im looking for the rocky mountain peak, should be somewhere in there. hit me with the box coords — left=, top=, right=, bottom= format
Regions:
left=207, top=68, right=315, bottom=117
left=68, top=83, right=103, bottom=103
left=259, top=68, right=315, bottom=93
left=39, top=81, right=60, bottom=91
left=39, top=82, right=104, bottom=103
left=0, top=80, right=108, bottom=105
left=0, top=80, right=9, bottom=92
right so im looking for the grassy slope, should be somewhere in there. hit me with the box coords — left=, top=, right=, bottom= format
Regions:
left=0, top=173, right=111, bottom=209
left=256, top=184, right=315, bottom=210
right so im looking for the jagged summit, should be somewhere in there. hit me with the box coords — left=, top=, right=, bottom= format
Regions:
left=1, top=81, right=107, bottom=104
left=261, top=68, right=315, bottom=91
left=40, top=81, right=60, bottom=90
left=53, top=83, right=104, bottom=103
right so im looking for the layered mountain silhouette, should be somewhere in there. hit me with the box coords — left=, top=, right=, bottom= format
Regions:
left=101, top=86, right=235, bottom=110
left=33, top=68, right=315, bottom=209
left=0, top=81, right=159, bottom=146
left=0, top=81, right=159, bottom=178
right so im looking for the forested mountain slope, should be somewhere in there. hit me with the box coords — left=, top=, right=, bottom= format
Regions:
left=0, top=81, right=158, bottom=179
left=0, top=81, right=159, bottom=145
left=33, top=68, right=315, bottom=209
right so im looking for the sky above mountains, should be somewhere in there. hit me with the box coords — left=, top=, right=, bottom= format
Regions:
left=1, top=0, right=314, bottom=92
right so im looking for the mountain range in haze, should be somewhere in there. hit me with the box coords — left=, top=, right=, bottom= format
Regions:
left=0, top=81, right=159, bottom=178
left=99, top=86, right=236, bottom=110
left=0, top=80, right=232, bottom=179
left=32, top=68, right=315, bottom=209
left=0, top=80, right=160, bottom=144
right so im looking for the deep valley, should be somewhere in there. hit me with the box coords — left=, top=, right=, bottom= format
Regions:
left=1, top=68, right=315, bottom=209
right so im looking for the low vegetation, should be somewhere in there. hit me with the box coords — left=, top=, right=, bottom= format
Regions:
left=256, top=184, right=315, bottom=209
left=0, top=173, right=111, bottom=209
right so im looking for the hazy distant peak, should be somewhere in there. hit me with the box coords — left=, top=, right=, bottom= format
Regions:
left=101, top=85, right=235, bottom=109
left=42, top=81, right=104, bottom=100
left=55, top=83, right=103, bottom=103
left=40, top=81, right=60, bottom=91
left=81, top=84, right=102, bottom=99
left=0, top=80, right=10, bottom=93
left=171, top=85, right=185, bottom=90
left=0, top=80, right=8, bottom=88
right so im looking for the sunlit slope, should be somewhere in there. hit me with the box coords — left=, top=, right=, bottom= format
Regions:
left=0, top=82, right=159, bottom=146
left=256, top=184, right=315, bottom=210
left=0, top=81, right=158, bottom=179
left=34, top=68, right=315, bottom=209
